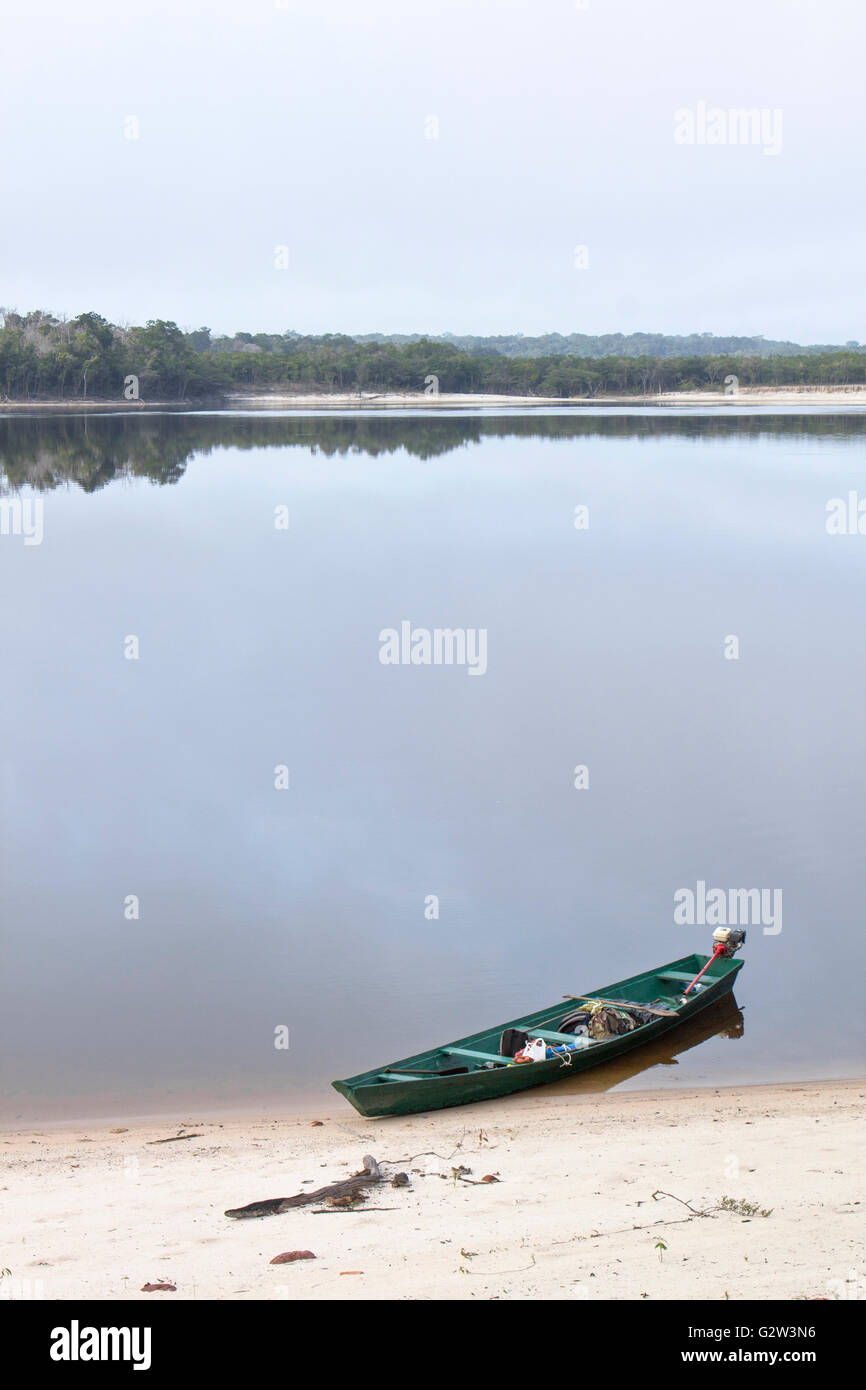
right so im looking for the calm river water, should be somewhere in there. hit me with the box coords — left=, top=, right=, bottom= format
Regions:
left=2, top=407, right=865, bottom=1122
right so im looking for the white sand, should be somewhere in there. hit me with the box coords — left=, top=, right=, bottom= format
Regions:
left=4, top=386, right=866, bottom=412
left=2, top=1078, right=862, bottom=1302
left=222, top=387, right=866, bottom=409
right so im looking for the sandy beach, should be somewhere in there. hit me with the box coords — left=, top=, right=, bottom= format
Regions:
left=3, top=1078, right=861, bottom=1302
left=3, top=386, right=866, bottom=412
left=223, top=387, right=866, bottom=409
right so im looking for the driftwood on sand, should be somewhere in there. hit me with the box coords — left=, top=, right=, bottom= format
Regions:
left=147, top=1133, right=203, bottom=1145
left=224, top=1154, right=386, bottom=1219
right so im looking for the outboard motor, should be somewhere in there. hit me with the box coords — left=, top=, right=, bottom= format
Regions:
left=712, top=926, right=746, bottom=957
left=682, top=927, right=746, bottom=995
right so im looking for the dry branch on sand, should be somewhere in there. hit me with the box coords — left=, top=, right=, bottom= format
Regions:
left=224, top=1155, right=408, bottom=1219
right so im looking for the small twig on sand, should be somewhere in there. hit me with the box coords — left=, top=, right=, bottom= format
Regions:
left=652, top=1190, right=716, bottom=1217
left=579, top=1191, right=722, bottom=1241
left=147, top=1134, right=203, bottom=1145
left=585, top=1216, right=702, bottom=1240
left=381, top=1148, right=465, bottom=1164
left=311, top=1207, right=400, bottom=1214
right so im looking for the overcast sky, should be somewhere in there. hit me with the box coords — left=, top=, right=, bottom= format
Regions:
left=2, top=0, right=863, bottom=340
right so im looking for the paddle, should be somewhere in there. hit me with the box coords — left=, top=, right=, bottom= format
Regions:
left=562, top=993, right=679, bottom=1019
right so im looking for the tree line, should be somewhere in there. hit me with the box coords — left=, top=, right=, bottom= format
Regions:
left=2, top=310, right=865, bottom=403
left=356, top=330, right=866, bottom=359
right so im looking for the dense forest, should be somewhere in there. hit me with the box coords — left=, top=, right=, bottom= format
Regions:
left=2, top=310, right=866, bottom=403
left=356, top=330, right=866, bottom=359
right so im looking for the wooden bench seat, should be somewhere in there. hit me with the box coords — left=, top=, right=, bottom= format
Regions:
left=445, top=1047, right=509, bottom=1065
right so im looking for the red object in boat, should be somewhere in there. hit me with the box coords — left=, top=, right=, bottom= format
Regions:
left=682, top=943, right=726, bottom=995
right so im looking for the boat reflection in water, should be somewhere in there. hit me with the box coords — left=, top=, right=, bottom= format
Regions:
left=543, top=994, right=745, bottom=1098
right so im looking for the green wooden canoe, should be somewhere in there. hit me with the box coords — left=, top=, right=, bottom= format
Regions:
left=332, top=950, right=744, bottom=1118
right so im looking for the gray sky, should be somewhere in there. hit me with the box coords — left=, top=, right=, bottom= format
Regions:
left=2, top=0, right=863, bottom=340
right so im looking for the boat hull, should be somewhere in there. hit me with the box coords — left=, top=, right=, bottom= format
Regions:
left=331, top=952, right=744, bottom=1118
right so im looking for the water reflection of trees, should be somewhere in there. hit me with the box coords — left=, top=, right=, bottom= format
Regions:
left=2, top=411, right=864, bottom=493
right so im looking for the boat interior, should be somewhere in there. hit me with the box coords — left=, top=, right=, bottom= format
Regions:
left=362, top=953, right=738, bottom=1086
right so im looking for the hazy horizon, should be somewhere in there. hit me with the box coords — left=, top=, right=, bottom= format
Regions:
left=2, top=0, right=863, bottom=340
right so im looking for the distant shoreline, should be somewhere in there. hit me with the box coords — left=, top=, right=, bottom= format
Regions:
left=4, top=385, right=866, bottom=413
left=225, top=386, right=866, bottom=409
